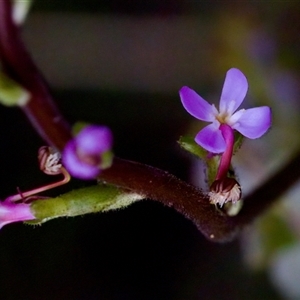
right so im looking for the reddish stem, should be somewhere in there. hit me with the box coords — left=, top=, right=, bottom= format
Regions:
left=5, top=167, right=71, bottom=203
left=0, top=0, right=72, bottom=149
left=99, top=157, right=238, bottom=241
left=216, top=124, right=234, bottom=180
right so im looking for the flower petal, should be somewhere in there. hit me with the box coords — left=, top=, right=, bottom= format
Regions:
left=219, top=68, right=248, bottom=114
left=76, top=125, right=113, bottom=155
left=62, top=140, right=100, bottom=179
left=0, top=201, right=35, bottom=229
left=195, top=123, right=226, bottom=153
left=232, top=106, right=271, bottom=139
left=179, top=86, right=216, bottom=121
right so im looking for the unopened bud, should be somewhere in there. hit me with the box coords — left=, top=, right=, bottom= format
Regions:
left=209, top=177, right=241, bottom=207
left=38, top=146, right=62, bottom=175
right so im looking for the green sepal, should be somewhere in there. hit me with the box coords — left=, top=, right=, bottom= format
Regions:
left=179, top=132, right=244, bottom=158
left=178, top=135, right=208, bottom=160
left=178, top=135, right=220, bottom=185
left=100, top=151, right=114, bottom=169
left=0, top=72, right=30, bottom=106
left=72, top=121, right=91, bottom=136
left=233, top=131, right=244, bottom=154
left=26, top=184, right=144, bottom=225
left=178, top=134, right=242, bottom=187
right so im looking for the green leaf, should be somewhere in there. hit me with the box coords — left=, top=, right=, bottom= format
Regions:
left=178, top=135, right=220, bottom=185
left=27, top=184, right=144, bottom=225
left=178, top=135, right=208, bottom=159
left=178, top=134, right=242, bottom=187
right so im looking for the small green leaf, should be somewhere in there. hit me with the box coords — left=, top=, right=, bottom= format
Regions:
left=27, top=184, right=144, bottom=225
left=178, top=135, right=221, bottom=186
left=178, top=135, right=208, bottom=159
left=0, top=72, right=30, bottom=106
left=178, top=134, right=241, bottom=187
left=100, top=151, right=114, bottom=169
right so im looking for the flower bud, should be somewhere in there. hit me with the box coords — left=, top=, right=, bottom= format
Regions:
left=38, top=146, right=62, bottom=175
left=209, top=177, right=241, bottom=207
left=62, top=125, right=113, bottom=179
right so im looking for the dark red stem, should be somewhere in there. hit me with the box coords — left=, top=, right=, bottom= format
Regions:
left=99, top=157, right=238, bottom=242
left=0, top=0, right=72, bottom=149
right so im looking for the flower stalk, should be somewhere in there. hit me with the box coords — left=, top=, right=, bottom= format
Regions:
left=208, top=124, right=242, bottom=208
left=5, top=146, right=71, bottom=203
left=215, top=124, right=234, bottom=180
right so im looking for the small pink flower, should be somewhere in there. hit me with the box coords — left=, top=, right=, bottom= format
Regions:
left=62, top=125, right=113, bottom=179
left=0, top=201, right=35, bottom=229
left=179, top=68, right=272, bottom=153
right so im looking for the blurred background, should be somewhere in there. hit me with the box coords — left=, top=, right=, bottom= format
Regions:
left=1, top=0, right=300, bottom=299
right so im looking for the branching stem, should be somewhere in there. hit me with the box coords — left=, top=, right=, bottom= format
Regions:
left=0, top=0, right=299, bottom=242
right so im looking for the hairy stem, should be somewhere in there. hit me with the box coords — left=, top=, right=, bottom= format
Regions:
left=99, top=157, right=238, bottom=242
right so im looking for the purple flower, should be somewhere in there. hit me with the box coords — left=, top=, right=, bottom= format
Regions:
left=62, top=125, right=113, bottom=179
left=0, top=201, right=35, bottom=229
left=179, top=68, right=272, bottom=153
